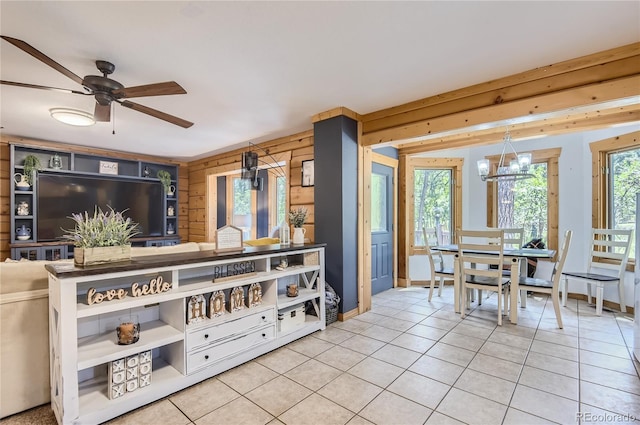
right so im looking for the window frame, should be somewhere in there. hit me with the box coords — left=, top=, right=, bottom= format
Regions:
left=485, top=148, right=561, bottom=253
left=407, top=157, right=463, bottom=255
left=590, top=131, right=639, bottom=271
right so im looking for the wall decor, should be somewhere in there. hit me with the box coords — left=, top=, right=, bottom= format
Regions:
left=212, top=260, right=256, bottom=282
left=187, top=294, right=207, bottom=324
left=108, top=350, right=152, bottom=399
left=208, top=290, right=226, bottom=318
left=229, top=286, right=245, bottom=312
left=248, top=282, right=262, bottom=307
left=99, top=160, right=119, bottom=175
left=214, top=225, right=243, bottom=253
left=85, top=275, right=172, bottom=305
left=301, top=159, right=314, bottom=187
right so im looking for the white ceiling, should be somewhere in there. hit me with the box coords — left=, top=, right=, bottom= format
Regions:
left=1, top=1, right=638, bottom=161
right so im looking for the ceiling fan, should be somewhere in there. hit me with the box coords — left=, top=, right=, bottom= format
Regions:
left=0, top=35, right=193, bottom=128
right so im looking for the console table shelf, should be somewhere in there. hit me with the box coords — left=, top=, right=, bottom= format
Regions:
left=47, top=244, right=326, bottom=425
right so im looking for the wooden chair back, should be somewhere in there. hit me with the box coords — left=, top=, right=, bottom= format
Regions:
left=457, top=229, right=505, bottom=280
left=588, top=228, right=633, bottom=280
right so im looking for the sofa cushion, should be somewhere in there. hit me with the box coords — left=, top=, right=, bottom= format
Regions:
left=0, top=260, right=72, bottom=294
left=197, top=242, right=217, bottom=251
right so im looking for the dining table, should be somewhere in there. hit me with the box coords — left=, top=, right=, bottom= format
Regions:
left=431, top=245, right=556, bottom=324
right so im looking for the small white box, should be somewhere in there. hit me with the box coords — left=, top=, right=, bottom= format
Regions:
left=278, top=303, right=305, bottom=333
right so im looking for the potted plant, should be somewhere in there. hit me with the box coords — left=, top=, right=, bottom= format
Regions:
left=289, top=207, right=308, bottom=244
left=63, top=206, right=140, bottom=266
left=157, top=170, right=174, bottom=195
left=23, top=154, right=42, bottom=186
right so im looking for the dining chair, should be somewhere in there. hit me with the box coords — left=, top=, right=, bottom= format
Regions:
left=488, top=227, right=525, bottom=276
left=422, top=228, right=455, bottom=301
left=517, top=230, right=572, bottom=328
left=561, top=228, right=632, bottom=315
left=457, top=229, right=510, bottom=325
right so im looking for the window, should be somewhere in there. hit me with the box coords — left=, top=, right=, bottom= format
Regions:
left=407, top=158, right=462, bottom=253
left=205, top=151, right=291, bottom=242
left=486, top=148, right=560, bottom=251
left=592, top=132, right=639, bottom=266
left=229, top=176, right=255, bottom=240
left=496, top=162, right=548, bottom=244
left=371, top=173, right=388, bottom=232
left=609, top=147, right=639, bottom=259
left=413, top=168, right=453, bottom=245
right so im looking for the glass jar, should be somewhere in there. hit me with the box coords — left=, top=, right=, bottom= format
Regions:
left=117, top=314, right=140, bottom=345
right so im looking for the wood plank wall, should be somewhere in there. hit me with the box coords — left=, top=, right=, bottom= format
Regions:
left=186, top=130, right=315, bottom=243
left=0, top=135, right=189, bottom=261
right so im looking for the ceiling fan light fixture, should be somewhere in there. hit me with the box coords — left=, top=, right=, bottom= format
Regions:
left=49, top=108, right=95, bottom=126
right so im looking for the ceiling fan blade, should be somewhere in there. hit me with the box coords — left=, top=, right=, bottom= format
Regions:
left=118, top=100, right=193, bottom=128
left=113, top=81, right=187, bottom=98
left=1, top=80, right=89, bottom=95
left=94, top=103, right=111, bottom=122
left=1, top=36, right=84, bottom=86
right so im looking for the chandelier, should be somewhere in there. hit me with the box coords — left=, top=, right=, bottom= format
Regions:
left=477, top=128, right=533, bottom=182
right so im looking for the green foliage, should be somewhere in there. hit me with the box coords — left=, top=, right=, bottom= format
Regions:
left=157, top=170, right=172, bottom=192
left=233, top=178, right=251, bottom=215
left=23, top=154, right=42, bottom=185
left=289, top=207, right=308, bottom=228
left=276, top=176, right=287, bottom=224
left=499, top=163, right=548, bottom=243
left=413, top=169, right=452, bottom=245
left=611, top=148, right=639, bottom=227
left=611, top=147, right=639, bottom=258
left=62, top=206, right=140, bottom=248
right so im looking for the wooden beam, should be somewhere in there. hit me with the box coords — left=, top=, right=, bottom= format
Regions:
left=363, top=75, right=640, bottom=146
left=398, top=109, right=640, bottom=155
left=312, top=107, right=362, bottom=123
left=364, top=56, right=640, bottom=134
left=362, top=43, right=640, bottom=123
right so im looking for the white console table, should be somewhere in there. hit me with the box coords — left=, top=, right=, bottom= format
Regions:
left=46, top=244, right=325, bottom=425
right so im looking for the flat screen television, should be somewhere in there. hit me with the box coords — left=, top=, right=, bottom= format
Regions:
left=37, top=173, right=164, bottom=241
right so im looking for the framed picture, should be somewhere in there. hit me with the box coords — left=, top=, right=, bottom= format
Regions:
left=301, top=160, right=314, bottom=187
left=99, top=160, right=119, bottom=175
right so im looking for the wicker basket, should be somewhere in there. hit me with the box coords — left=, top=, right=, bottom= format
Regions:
left=326, top=305, right=339, bottom=325
left=325, top=283, right=340, bottom=325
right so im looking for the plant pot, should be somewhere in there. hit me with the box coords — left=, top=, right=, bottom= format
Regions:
left=74, top=245, right=131, bottom=266
left=293, top=227, right=306, bottom=244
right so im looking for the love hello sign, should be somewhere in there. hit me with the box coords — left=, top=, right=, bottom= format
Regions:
left=86, top=275, right=172, bottom=305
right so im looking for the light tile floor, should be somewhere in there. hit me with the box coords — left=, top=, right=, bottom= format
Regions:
left=2, top=286, right=639, bottom=425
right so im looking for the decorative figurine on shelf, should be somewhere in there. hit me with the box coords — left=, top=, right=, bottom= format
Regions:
left=49, top=153, right=62, bottom=169
left=167, top=205, right=175, bottom=216
left=16, top=224, right=31, bottom=241
left=248, top=282, right=262, bottom=307
left=187, top=295, right=206, bottom=325
left=14, top=173, right=31, bottom=191
left=275, top=257, right=288, bottom=271
left=229, top=287, right=245, bottom=312
left=208, top=290, right=226, bottom=318
left=167, top=222, right=175, bottom=235
left=16, top=201, right=30, bottom=216
left=143, top=166, right=150, bottom=178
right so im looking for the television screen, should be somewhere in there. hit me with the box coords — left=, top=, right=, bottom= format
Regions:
left=37, top=173, right=164, bottom=241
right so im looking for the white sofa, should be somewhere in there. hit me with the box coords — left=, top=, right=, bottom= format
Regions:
left=0, top=242, right=215, bottom=418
